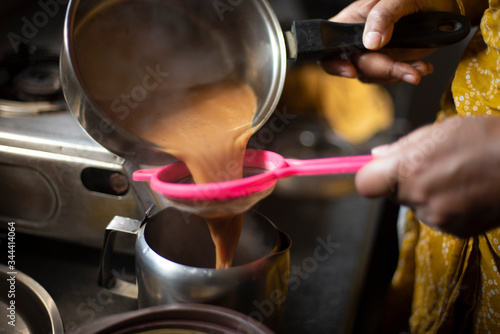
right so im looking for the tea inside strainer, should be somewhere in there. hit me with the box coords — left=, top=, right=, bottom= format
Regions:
left=133, top=150, right=372, bottom=217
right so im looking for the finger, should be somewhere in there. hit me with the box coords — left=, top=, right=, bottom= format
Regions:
left=318, top=59, right=357, bottom=78
left=408, top=60, right=434, bottom=76
left=321, top=56, right=433, bottom=84
left=355, top=65, right=432, bottom=85
left=364, top=0, right=418, bottom=49
left=354, top=61, right=433, bottom=85
left=353, top=52, right=423, bottom=84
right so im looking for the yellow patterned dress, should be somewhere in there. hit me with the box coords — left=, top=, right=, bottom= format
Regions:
left=386, top=2, right=500, bottom=333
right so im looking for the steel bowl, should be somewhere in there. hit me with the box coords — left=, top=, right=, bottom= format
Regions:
left=0, top=264, right=63, bottom=334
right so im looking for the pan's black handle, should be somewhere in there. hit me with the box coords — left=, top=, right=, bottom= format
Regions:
left=290, top=11, right=471, bottom=62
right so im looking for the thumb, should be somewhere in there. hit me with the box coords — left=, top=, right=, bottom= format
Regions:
left=363, top=1, right=417, bottom=50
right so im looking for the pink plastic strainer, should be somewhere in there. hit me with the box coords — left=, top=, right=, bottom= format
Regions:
left=133, top=149, right=372, bottom=204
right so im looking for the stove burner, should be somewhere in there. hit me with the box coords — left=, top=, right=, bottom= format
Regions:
left=14, top=64, right=61, bottom=101
left=0, top=46, right=66, bottom=115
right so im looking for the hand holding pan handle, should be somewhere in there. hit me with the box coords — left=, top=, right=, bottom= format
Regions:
left=286, top=11, right=471, bottom=62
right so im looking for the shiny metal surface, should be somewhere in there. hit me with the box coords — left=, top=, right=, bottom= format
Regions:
left=61, top=0, right=287, bottom=165
left=136, top=209, right=290, bottom=326
left=0, top=264, right=64, bottom=334
left=0, top=99, right=66, bottom=115
left=98, top=214, right=143, bottom=299
left=76, top=303, right=275, bottom=334
left=99, top=207, right=290, bottom=325
left=0, top=110, right=159, bottom=248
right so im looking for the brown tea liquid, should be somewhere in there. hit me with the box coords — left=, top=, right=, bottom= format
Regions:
left=76, top=3, right=257, bottom=269
left=136, top=81, right=257, bottom=269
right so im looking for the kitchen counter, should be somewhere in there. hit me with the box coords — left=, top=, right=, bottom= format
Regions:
left=0, top=190, right=384, bottom=334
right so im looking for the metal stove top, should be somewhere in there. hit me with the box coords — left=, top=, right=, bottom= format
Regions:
left=0, top=45, right=159, bottom=249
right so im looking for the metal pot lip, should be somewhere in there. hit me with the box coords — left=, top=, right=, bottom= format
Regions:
left=76, top=303, right=276, bottom=334
left=62, top=0, right=86, bottom=102
left=136, top=208, right=291, bottom=273
left=250, top=0, right=287, bottom=131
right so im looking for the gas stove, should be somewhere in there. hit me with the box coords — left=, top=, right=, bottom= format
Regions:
left=0, top=46, right=160, bottom=248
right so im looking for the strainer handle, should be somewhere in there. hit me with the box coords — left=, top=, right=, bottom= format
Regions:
left=278, top=155, right=373, bottom=178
